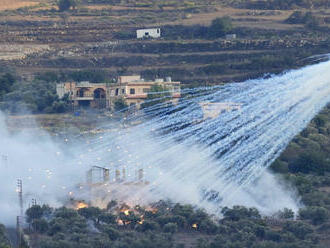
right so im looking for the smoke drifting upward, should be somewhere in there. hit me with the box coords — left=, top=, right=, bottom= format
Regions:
left=1, top=60, right=330, bottom=225
left=0, top=113, right=86, bottom=225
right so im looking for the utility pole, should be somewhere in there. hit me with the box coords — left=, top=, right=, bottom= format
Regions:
left=16, top=216, right=22, bottom=248
left=16, top=179, right=23, bottom=248
left=17, top=179, right=23, bottom=216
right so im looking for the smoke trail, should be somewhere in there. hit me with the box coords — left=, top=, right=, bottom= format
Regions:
left=1, top=60, right=330, bottom=225
left=73, top=60, right=330, bottom=214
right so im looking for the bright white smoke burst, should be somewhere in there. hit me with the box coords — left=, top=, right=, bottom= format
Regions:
left=1, top=59, right=330, bottom=225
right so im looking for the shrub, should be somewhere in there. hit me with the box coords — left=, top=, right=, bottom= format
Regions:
left=289, top=151, right=329, bottom=175
left=136, top=220, right=160, bottom=232
left=114, top=98, right=128, bottom=111
left=58, top=0, right=76, bottom=12
left=277, top=208, right=295, bottom=220
left=163, top=223, right=178, bottom=233
left=299, top=207, right=329, bottom=225
left=283, top=222, right=313, bottom=239
left=105, top=226, right=120, bottom=240
left=209, top=16, right=233, bottom=38
left=26, top=205, right=44, bottom=223
left=222, top=206, right=261, bottom=221
left=32, top=218, right=49, bottom=233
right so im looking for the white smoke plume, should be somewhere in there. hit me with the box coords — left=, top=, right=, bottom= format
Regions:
left=0, top=113, right=85, bottom=225
left=2, top=59, right=330, bottom=225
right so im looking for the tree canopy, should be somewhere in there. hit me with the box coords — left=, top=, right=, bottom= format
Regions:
left=209, top=16, right=233, bottom=38
left=57, top=0, right=77, bottom=12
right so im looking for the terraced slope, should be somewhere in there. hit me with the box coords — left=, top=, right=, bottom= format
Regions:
left=0, top=2, right=329, bottom=84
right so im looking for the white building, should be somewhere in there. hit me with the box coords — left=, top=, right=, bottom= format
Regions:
left=136, top=28, right=161, bottom=39
left=225, top=34, right=237, bottom=40
left=199, top=102, right=241, bottom=120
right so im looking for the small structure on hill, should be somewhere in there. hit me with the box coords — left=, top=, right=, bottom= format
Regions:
left=225, top=34, right=237, bottom=40
left=199, top=102, right=242, bottom=120
left=136, top=28, right=161, bottom=39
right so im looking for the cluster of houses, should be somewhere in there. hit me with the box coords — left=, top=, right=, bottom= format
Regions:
left=56, top=75, right=181, bottom=110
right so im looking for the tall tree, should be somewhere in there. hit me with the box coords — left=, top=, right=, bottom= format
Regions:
left=209, top=16, right=233, bottom=38
left=58, top=0, right=76, bottom=12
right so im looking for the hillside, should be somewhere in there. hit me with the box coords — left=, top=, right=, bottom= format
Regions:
left=0, top=0, right=329, bottom=84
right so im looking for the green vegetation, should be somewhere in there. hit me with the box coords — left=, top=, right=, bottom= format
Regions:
left=269, top=104, right=330, bottom=246
left=24, top=200, right=327, bottom=248
left=0, top=79, right=70, bottom=114
left=58, top=0, right=77, bottom=12
left=285, top=11, right=321, bottom=28
left=0, top=69, right=112, bottom=114
left=0, top=224, right=10, bottom=248
left=114, top=98, right=128, bottom=111
left=17, top=102, right=330, bottom=248
left=0, top=73, right=15, bottom=102
left=271, top=104, right=330, bottom=176
left=209, top=16, right=233, bottom=38
left=69, top=70, right=107, bottom=83
left=237, top=0, right=329, bottom=10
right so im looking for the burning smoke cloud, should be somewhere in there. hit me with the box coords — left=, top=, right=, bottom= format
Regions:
left=2, top=59, right=330, bottom=225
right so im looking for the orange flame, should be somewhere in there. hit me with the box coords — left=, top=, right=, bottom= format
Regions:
left=76, top=202, right=88, bottom=210
left=124, top=210, right=130, bottom=216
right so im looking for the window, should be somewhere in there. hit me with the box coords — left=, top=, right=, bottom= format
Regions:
left=78, top=89, right=84, bottom=97
left=157, top=29, right=160, bottom=34
left=115, top=88, right=119, bottom=96
left=122, top=89, right=125, bottom=94
left=130, top=88, right=135, bottom=94
left=145, top=32, right=149, bottom=36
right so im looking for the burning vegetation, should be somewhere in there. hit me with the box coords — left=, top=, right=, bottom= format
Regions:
left=22, top=200, right=326, bottom=248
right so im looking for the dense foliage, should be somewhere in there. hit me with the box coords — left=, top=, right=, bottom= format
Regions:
left=272, top=104, right=330, bottom=175
left=24, top=200, right=328, bottom=248
left=0, top=224, right=10, bottom=248
left=237, top=0, right=330, bottom=10
left=269, top=104, right=330, bottom=246
left=0, top=73, right=15, bottom=102
left=209, top=17, right=233, bottom=38
left=57, top=0, right=77, bottom=12
left=0, top=79, right=70, bottom=114
left=113, top=98, right=128, bottom=111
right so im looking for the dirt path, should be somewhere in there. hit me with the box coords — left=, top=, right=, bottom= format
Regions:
left=0, top=0, right=40, bottom=10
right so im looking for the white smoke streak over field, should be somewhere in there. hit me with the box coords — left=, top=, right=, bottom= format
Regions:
left=1, top=60, right=330, bottom=225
